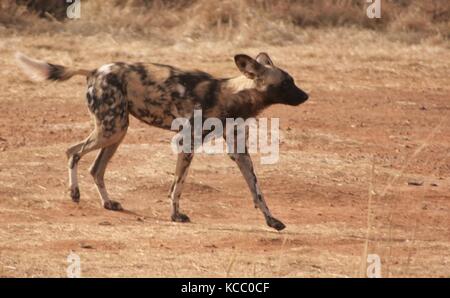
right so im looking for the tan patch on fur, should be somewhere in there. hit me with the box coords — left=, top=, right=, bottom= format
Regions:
left=263, top=67, right=284, bottom=85
left=126, top=72, right=147, bottom=101
left=146, top=63, right=172, bottom=82
left=224, top=75, right=256, bottom=94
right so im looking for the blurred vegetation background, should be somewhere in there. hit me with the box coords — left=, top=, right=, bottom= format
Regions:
left=1, top=0, right=449, bottom=45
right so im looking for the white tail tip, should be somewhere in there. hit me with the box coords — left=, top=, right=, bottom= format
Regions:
left=15, top=52, right=50, bottom=81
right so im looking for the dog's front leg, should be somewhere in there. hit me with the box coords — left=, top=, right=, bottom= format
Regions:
left=228, top=151, right=286, bottom=231
left=168, top=152, right=194, bottom=222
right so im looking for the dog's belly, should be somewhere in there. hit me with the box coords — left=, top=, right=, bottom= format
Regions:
left=128, top=100, right=177, bottom=129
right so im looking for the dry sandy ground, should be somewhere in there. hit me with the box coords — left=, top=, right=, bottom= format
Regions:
left=0, top=29, right=449, bottom=277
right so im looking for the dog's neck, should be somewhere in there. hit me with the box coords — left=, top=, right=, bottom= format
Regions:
left=224, top=75, right=256, bottom=94
left=219, top=76, right=269, bottom=119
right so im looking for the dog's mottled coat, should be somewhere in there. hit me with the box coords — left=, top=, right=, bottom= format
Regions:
left=16, top=52, right=308, bottom=231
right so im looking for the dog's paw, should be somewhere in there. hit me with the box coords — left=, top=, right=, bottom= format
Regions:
left=103, top=200, right=123, bottom=211
left=266, top=216, right=286, bottom=231
left=70, top=187, right=80, bottom=203
left=171, top=213, right=190, bottom=223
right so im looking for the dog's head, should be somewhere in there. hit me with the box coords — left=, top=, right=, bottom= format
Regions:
left=234, top=53, right=309, bottom=106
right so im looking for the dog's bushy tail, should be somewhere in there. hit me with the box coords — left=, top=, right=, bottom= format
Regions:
left=15, top=52, right=91, bottom=82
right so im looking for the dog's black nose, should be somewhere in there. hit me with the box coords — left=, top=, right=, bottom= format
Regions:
left=303, top=92, right=309, bottom=102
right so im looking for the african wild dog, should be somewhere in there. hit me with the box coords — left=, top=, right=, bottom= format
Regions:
left=16, top=52, right=308, bottom=231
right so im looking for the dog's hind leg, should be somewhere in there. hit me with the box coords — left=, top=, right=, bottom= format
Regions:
left=66, top=129, right=126, bottom=205
left=66, top=142, right=84, bottom=203
left=89, top=134, right=126, bottom=211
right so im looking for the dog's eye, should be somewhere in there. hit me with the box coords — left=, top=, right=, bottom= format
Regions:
left=281, top=80, right=290, bottom=89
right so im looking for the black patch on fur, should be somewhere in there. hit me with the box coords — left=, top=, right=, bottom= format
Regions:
left=86, top=86, right=102, bottom=112
left=223, top=90, right=259, bottom=119
left=138, top=108, right=150, bottom=118
left=47, top=63, right=66, bottom=81
left=201, top=80, right=219, bottom=109
left=71, top=187, right=80, bottom=203
left=105, top=73, right=122, bottom=91
left=171, top=91, right=181, bottom=99
left=168, top=71, right=212, bottom=97
left=179, top=72, right=211, bottom=89
left=129, top=63, right=153, bottom=85
left=257, top=194, right=263, bottom=202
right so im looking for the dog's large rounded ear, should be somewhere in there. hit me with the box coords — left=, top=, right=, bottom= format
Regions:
left=234, top=54, right=265, bottom=79
left=256, top=52, right=274, bottom=66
